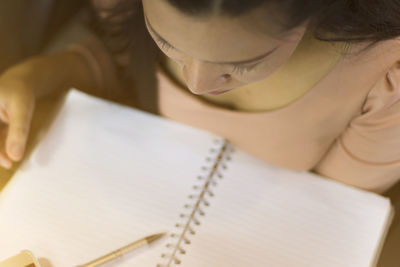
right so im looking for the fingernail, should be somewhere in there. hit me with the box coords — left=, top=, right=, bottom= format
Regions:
left=12, top=144, right=24, bottom=158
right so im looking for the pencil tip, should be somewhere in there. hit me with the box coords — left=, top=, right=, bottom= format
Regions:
left=146, top=232, right=166, bottom=244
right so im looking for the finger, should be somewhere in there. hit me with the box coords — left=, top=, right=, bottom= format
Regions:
left=0, top=124, right=11, bottom=169
left=0, top=105, right=9, bottom=123
left=0, top=152, right=12, bottom=169
left=5, top=98, right=34, bottom=161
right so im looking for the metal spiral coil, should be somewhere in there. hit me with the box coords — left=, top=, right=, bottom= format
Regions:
left=156, top=139, right=232, bottom=266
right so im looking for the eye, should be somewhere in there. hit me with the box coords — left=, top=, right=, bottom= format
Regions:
left=231, top=62, right=260, bottom=75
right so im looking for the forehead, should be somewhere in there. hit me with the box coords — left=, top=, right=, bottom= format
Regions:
left=142, top=0, right=285, bottom=62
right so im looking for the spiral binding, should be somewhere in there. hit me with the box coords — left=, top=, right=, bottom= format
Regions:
left=156, top=138, right=233, bottom=266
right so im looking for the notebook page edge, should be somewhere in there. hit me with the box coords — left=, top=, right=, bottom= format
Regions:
left=370, top=203, right=395, bottom=267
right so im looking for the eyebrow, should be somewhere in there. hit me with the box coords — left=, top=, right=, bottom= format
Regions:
left=145, top=16, right=278, bottom=65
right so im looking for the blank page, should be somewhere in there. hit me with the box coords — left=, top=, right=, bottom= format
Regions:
left=176, top=147, right=393, bottom=267
left=0, top=90, right=392, bottom=267
left=0, top=90, right=221, bottom=267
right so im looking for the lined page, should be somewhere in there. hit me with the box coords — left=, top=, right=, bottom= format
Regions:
left=179, top=146, right=392, bottom=267
left=0, top=90, right=220, bottom=267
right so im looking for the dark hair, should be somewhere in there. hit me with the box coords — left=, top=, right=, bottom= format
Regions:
left=166, top=0, right=400, bottom=45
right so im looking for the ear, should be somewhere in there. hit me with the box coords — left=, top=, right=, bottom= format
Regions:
left=386, top=60, right=400, bottom=91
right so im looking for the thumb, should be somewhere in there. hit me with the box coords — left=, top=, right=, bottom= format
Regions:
left=5, top=97, right=34, bottom=161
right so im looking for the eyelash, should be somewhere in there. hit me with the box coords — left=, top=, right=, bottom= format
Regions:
left=155, top=36, right=174, bottom=51
left=231, top=63, right=260, bottom=75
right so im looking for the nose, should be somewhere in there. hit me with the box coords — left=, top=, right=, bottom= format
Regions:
left=182, top=59, right=231, bottom=94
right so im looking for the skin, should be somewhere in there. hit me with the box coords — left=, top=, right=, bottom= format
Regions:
left=142, top=0, right=308, bottom=96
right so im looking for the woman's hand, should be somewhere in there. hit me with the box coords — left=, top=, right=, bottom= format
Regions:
left=0, top=50, right=100, bottom=169
left=0, top=62, right=37, bottom=169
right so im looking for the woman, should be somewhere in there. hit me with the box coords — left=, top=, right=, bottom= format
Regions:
left=0, top=0, right=400, bottom=193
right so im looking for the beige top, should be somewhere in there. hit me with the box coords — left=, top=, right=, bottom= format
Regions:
left=156, top=38, right=400, bottom=194
left=68, top=0, right=400, bottom=193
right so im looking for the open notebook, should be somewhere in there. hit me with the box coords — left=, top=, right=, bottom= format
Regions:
left=0, top=90, right=393, bottom=267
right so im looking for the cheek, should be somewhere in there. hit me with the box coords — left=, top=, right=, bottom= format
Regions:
left=233, top=71, right=270, bottom=84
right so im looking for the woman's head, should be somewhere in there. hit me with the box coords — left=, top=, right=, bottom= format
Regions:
left=140, top=0, right=400, bottom=95
left=143, top=0, right=310, bottom=95
left=93, top=0, right=400, bottom=97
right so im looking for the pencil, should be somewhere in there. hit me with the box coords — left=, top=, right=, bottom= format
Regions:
left=76, top=232, right=166, bottom=267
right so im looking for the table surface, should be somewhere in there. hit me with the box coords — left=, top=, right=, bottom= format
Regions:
left=0, top=94, right=399, bottom=267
